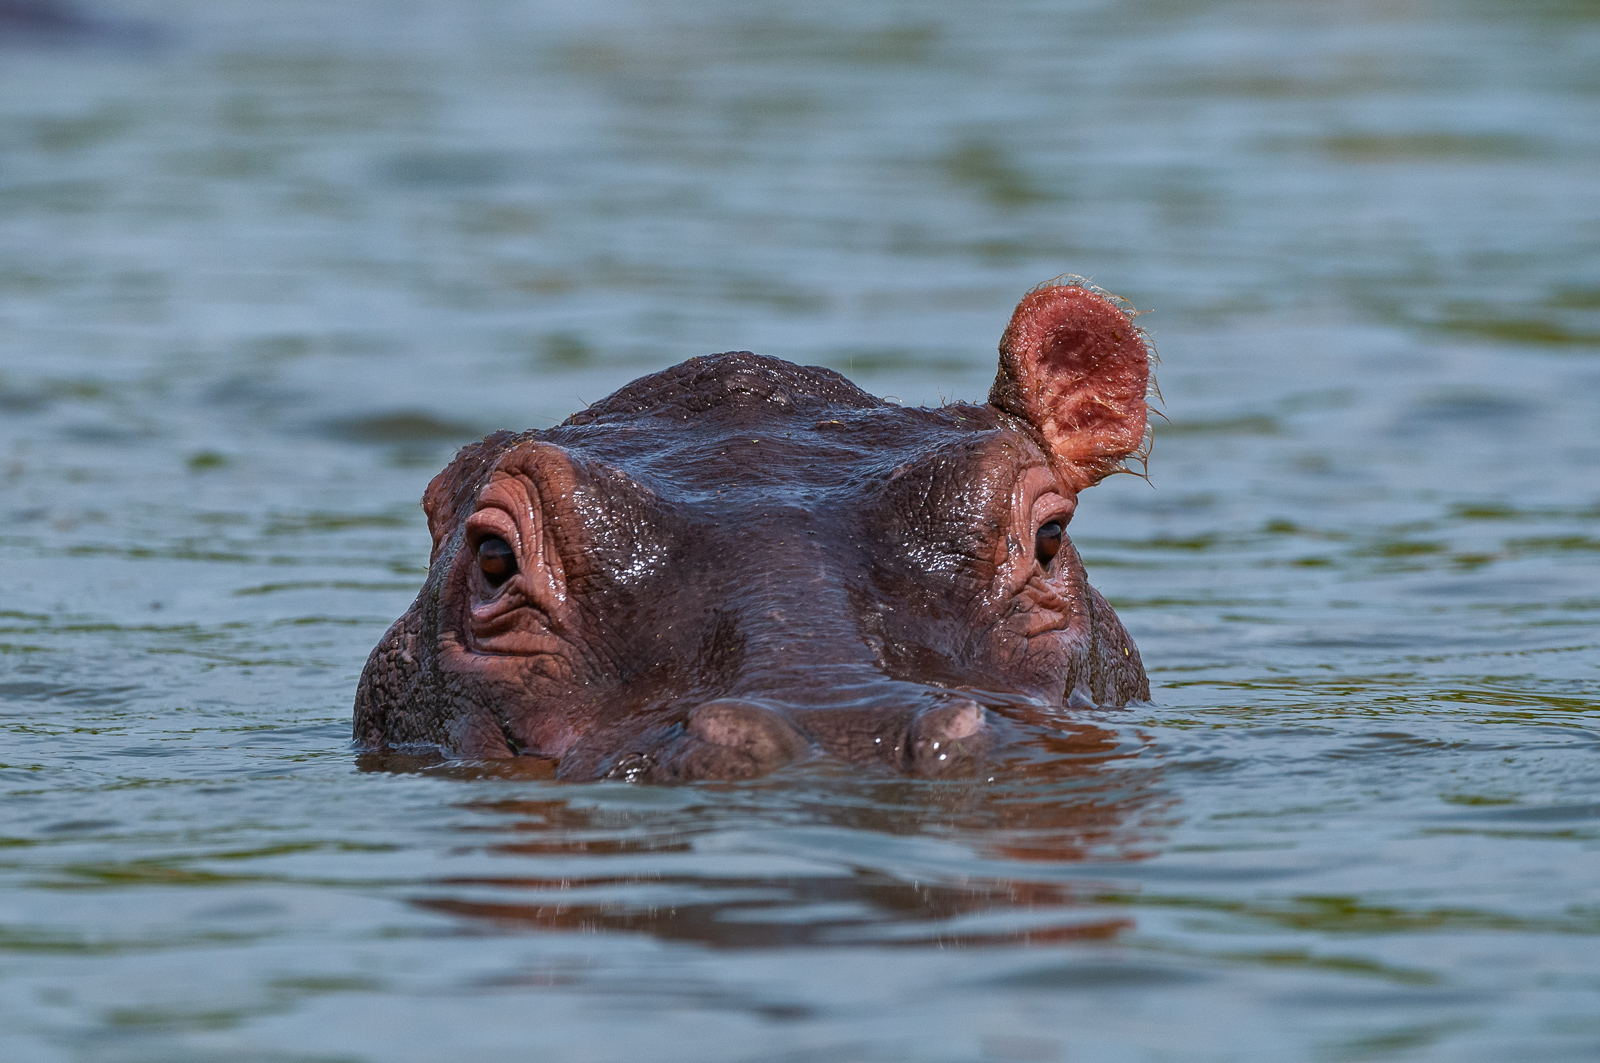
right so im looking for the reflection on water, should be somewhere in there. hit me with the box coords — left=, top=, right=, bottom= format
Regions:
left=1, top=0, right=1598, bottom=1060
left=369, top=720, right=1166, bottom=949
left=415, top=872, right=1135, bottom=950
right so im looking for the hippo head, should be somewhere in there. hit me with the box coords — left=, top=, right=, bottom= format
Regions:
left=355, top=280, right=1153, bottom=781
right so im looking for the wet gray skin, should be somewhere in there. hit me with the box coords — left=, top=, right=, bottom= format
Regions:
left=355, top=281, right=1152, bottom=780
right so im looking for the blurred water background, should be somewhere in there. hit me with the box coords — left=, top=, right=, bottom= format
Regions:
left=2, top=0, right=1598, bottom=1060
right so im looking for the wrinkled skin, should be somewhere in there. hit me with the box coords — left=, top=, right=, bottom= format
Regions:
left=355, top=281, right=1153, bottom=781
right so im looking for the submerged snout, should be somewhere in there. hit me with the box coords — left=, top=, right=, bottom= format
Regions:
left=604, top=693, right=995, bottom=783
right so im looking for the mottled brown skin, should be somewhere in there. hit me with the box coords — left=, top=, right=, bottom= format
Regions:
left=355, top=281, right=1152, bottom=781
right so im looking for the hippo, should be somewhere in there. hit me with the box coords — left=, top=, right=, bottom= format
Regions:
left=355, top=279, right=1153, bottom=781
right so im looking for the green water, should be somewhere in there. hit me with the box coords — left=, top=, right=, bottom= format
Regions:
left=2, top=0, right=1597, bottom=1060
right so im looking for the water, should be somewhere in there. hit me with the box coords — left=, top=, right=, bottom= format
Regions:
left=2, top=0, right=1597, bottom=1059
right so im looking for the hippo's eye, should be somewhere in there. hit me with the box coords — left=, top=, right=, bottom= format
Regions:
left=477, top=536, right=517, bottom=588
left=1035, top=522, right=1063, bottom=568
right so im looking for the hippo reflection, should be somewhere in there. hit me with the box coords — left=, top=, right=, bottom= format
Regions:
left=399, top=717, right=1161, bottom=948
left=354, top=280, right=1152, bottom=781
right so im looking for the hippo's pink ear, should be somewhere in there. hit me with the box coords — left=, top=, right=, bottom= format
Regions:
left=422, top=430, right=518, bottom=564
left=988, top=280, right=1152, bottom=492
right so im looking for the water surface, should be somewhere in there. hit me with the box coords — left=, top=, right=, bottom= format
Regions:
left=2, top=1, right=1598, bottom=1060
